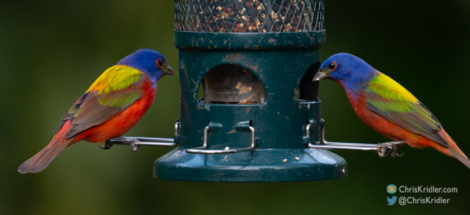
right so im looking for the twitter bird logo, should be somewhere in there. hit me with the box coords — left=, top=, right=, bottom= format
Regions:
left=387, top=196, right=397, bottom=206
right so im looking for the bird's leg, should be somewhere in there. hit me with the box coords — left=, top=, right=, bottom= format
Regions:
left=100, top=140, right=114, bottom=150
left=377, top=141, right=406, bottom=158
left=390, top=142, right=405, bottom=157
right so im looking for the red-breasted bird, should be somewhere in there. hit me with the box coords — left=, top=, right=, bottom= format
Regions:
left=18, top=49, right=174, bottom=174
left=313, top=53, right=470, bottom=168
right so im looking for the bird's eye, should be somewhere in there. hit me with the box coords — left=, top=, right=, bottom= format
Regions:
left=156, top=59, right=163, bottom=68
left=328, top=62, right=337, bottom=70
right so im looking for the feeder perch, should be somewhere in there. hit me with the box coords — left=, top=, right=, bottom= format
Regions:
left=105, top=0, right=404, bottom=182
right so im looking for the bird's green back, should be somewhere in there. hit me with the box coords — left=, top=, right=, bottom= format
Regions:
left=364, top=72, right=447, bottom=146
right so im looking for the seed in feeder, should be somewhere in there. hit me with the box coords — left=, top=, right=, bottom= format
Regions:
left=273, top=23, right=281, bottom=32
left=246, top=1, right=253, bottom=9
left=295, top=157, right=300, bottom=161
left=225, top=146, right=230, bottom=150
left=283, top=159, right=287, bottom=163
left=178, top=0, right=321, bottom=33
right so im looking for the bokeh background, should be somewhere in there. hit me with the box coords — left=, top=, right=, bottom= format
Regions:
left=1, top=0, right=470, bottom=214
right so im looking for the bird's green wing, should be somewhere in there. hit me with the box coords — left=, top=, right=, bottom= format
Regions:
left=55, top=65, right=145, bottom=138
left=364, top=73, right=447, bottom=147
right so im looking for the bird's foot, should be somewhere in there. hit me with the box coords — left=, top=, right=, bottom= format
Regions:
left=377, top=144, right=389, bottom=158
left=100, top=140, right=114, bottom=150
left=390, top=144, right=404, bottom=158
left=377, top=141, right=406, bottom=158
left=130, top=141, right=139, bottom=152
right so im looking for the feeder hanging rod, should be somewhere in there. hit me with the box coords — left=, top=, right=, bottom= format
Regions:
left=100, top=121, right=180, bottom=151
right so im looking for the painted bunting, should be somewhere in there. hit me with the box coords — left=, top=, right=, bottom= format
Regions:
left=313, top=53, right=470, bottom=168
left=18, top=49, right=174, bottom=174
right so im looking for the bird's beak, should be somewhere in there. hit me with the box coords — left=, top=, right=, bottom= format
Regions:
left=313, top=69, right=328, bottom=82
left=163, top=63, right=175, bottom=76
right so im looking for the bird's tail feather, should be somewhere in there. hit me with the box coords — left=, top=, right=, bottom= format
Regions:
left=449, top=147, right=470, bottom=169
left=18, top=141, right=70, bottom=174
left=18, top=122, right=74, bottom=174
left=439, top=130, right=470, bottom=169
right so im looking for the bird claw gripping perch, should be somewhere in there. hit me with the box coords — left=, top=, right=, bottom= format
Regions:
left=100, top=139, right=141, bottom=152
left=100, top=140, right=114, bottom=150
left=377, top=141, right=406, bottom=158
left=306, top=121, right=406, bottom=158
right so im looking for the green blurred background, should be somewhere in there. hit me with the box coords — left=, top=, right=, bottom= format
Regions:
left=1, top=0, right=469, bottom=214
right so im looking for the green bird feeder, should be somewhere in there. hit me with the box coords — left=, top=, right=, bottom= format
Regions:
left=104, top=0, right=404, bottom=182
left=155, top=0, right=350, bottom=182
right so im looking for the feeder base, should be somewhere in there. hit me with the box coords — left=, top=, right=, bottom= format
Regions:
left=154, top=148, right=347, bottom=182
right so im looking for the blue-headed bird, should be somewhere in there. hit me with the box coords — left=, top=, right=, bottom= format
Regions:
left=314, top=53, right=470, bottom=168
left=19, top=49, right=174, bottom=173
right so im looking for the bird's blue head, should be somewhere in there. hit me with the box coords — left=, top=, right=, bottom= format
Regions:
left=117, top=49, right=174, bottom=81
left=313, top=53, right=378, bottom=91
